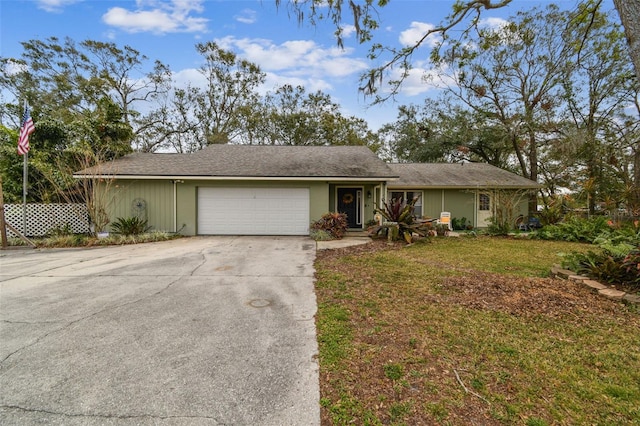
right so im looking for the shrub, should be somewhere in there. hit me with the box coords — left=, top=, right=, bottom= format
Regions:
left=452, top=217, right=468, bottom=231
left=621, top=249, right=640, bottom=291
left=310, top=212, right=348, bottom=240
left=486, top=216, right=511, bottom=236
left=533, top=216, right=611, bottom=242
left=47, top=223, right=73, bottom=237
left=309, top=229, right=334, bottom=241
left=562, top=250, right=628, bottom=284
left=110, top=216, right=151, bottom=236
left=372, top=196, right=432, bottom=243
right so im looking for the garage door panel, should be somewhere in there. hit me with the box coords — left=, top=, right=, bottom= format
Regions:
left=198, top=187, right=309, bottom=235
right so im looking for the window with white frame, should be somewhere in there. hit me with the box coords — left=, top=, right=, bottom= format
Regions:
left=390, top=190, right=423, bottom=217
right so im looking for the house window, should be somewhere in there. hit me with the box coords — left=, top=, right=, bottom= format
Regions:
left=390, top=190, right=423, bottom=218
left=479, top=194, right=490, bottom=211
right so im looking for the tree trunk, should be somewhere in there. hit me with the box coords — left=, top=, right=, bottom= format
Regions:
left=613, top=0, right=640, bottom=79
left=613, top=1, right=640, bottom=215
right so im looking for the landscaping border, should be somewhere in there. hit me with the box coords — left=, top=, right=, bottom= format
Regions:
left=551, top=265, right=640, bottom=305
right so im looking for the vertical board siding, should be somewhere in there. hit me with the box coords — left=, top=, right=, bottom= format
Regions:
left=108, top=180, right=174, bottom=232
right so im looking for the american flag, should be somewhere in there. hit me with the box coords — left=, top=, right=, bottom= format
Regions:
left=17, top=103, right=35, bottom=156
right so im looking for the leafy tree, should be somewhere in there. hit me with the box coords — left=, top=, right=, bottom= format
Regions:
left=242, top=84, right=380, bottom=149
left=0, top=98, right=132, bottom=203
left=277, top=0, right=640, bottom=93
left=194, top=41, right=265, bottom=146
left=0, top=37, right=170, bottom=129
left=433, top=5, right=576, bottom=213
left=557, top=7, right=638, bottom=214
left=378, top=102, right=514, bottom=166
left=611, top=0, right=640, bottom=79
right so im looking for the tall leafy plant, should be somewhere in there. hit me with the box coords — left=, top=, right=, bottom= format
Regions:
left=373, top=196, right=431, bottom=243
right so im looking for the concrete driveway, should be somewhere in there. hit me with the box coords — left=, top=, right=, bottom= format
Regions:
left=0, top=236, right=319, bottom=425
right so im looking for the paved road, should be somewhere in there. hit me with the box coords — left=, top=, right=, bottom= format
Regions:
left=0, top=236, right=319, bottom=425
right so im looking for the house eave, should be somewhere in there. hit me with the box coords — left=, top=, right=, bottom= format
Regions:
left=387, top=184, right=540, bottom=190
left=73, top=174, right=399, bottom=182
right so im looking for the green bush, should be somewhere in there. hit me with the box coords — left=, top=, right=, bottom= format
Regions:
left=310, top=212, right=348, bottom=240
left=533, top=216, right=611, bottom=242
left=562, top=250, right=629, bottom=284
left=452, top=217, right=469, bottom=230
left=309, top=229, right=334, bottom=241
left=47, top=223, right=73, bottom=237
left=110, top=216, right=151, bottom=236
left=621, top=249, right=640, bottom=291
left=486, top=216, right=511, bottom=236
left=544, top=217, right=640, bottom=289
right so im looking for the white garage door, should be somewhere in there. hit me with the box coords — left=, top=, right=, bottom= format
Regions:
left=197, top=187, right=310, bottom=235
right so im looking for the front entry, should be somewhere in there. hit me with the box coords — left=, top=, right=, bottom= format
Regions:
left=337, top=187, right=362, bottom=229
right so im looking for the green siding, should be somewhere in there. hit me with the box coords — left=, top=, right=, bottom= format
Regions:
left=444, top=190, right=476, bottom=226
left=107, top=180, right=174, bottom=232
left=391, top=187, right=531, bottom=228
left=422, top=189, right=444, bottom=220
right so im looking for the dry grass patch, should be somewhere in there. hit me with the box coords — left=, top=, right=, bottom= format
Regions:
left=315, top=237, right=640, bottom=425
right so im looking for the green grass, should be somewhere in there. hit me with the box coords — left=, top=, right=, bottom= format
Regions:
left=8, top=231, right=181, bottom=248
left=315, top=237, right=640, bottom=425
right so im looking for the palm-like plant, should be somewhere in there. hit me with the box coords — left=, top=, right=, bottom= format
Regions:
left=373, top=196, right=431, bottom=243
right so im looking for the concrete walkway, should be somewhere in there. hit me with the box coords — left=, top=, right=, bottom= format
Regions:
left=0, top=236, right=319, bottom=425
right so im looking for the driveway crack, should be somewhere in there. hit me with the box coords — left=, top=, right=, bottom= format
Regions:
left=189, top=248, right=208, bottom=276
left=0, top=404, right=222, bottom=422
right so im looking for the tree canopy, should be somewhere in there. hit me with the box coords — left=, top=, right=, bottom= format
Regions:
left=1, top=0, right=638, bottom=215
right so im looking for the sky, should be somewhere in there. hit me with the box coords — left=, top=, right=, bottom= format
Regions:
left=0, top=0, right=619, bottom=131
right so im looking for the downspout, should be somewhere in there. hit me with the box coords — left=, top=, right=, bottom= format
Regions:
left=172, top=180, right=184, bottom=233
left=173, top=180, right=177, bottom=233
left=474, top=187, right=478, bottom=228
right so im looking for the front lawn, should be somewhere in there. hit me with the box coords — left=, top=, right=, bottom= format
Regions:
left=315, top=237, right=640, bottom=425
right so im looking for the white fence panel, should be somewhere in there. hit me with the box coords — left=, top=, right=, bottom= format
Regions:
left=3, top=204, right=90, bottom=237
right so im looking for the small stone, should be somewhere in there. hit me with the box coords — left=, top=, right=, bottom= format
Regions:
left=582, top=280, right=608, bottom=291
left=552, top=268, right=576, bottom=279
left=598, top=288, right=626, bottom=300
left=569, top=275, right=589, bottom=283
left=623, top=293, right=640, bottom=304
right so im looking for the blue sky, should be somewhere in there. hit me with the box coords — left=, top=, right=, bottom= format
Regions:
left=1, top=0, right=618, bottom=131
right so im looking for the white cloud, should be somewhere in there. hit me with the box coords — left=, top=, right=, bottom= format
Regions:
left=339, top=24, right=356, bottom=38
left=2, top=59, right=28, bottom=76
left=399, top=22, right=441, bottom=48
left=102, top=0, right=208, bottom=34
left=36, top=0, right=80, bottom=13
left=385, top=61, right=451, bottom=97
left=172, top=68, right=206, bottom=89
left=214, top=36, right=369, bottom=80
left=235, top=9, right=257, bottom=25
left=479, top=17, right=510, bottom=30
left=173, top=35, right=367, bottom=102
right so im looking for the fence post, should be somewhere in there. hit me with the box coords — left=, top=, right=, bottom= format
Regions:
left=0, top=176, right=7, bottom=248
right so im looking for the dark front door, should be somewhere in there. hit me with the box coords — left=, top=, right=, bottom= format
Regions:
left=337, top=187, right=360, bottom=228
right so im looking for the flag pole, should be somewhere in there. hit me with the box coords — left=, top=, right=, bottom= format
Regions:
left=18, top=99, right=34, bottom=237
left=22, top=150, right=28, bottom=236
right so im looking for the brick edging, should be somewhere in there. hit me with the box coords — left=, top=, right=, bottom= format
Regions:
left=550, top=265, right=640, bottom=305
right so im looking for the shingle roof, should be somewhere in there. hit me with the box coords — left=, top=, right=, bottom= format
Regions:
left=74, top=145, right=398, bottom=179
left=387, top=163, right=540, bottom=189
